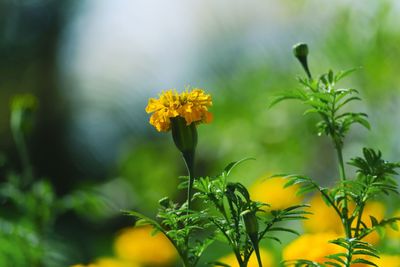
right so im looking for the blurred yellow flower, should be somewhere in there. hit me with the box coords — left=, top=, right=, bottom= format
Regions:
left=218, top=248, right=275, bottom=267
left=284, top=233, right=398, bottom=267
left=386, top=210, right=400, bottom=240
left=93, top=258, right=137, bottom=267
left=71, top=258, right=137, bottom=267
left=303, top=194, right=385, bottom=244
left=283, top=232, right=342, bottom=264
left=145, top=88, right=212, bottom=132
left=114, top=225, right=177, bottom=266
left=374, top=254, right=400, bottom=267
left=249, top=176, right=303, bottom=210
left=303, top=194, right=343, bottom=234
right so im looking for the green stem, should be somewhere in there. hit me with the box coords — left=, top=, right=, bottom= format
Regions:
left=182, top=151, right=195, bottom=211
left=182, top=150, right=195, bottom=266
left=335, top=144, right=352, bottom=238
left=12, top=126, right=33, bottom=185
left=354, top=204, right=365, bottom=238
left=254, top=245, right=263, bottom=267
left=235, top=249, right=245, bottom=267
left=181, top=256, right=190, bottom=267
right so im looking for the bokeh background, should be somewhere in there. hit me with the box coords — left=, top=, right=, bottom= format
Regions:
left=1, top=0, right=400, bottom=266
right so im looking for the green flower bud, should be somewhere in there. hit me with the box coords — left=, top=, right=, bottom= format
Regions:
left=293, top=43, right=309, bottom=58
left=292, top=43, right=312, bottom=79
left=242, top=210, right=259, bottom=239
left=10, top=94, right=38, bottom=136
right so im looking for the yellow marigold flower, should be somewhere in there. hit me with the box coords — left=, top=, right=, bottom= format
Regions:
left=249, top=175, right=303, bottom=210
left=218, top=248, right=275, bottom=267
left=303, top=194, right=385, bottom=244
left=283, top=232, right=343, bottom=264
left=179, top=89, right=213, bottom=125
left=114, top=225, right=177, bottom=266
left=145, top=89, right=180, bottom=132
left=145, top=88, right=212, bottom=132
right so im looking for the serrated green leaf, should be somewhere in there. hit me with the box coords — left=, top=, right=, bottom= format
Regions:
left=324, top=261, right=342, bottom=267
left=334, top=67, right=359, bottom=82
left=208, top=261, right=231, bottom=267
left=325, top=254, right=346, bottom=265
left=352, top=250, right=379, bottom=258
left=223, top=157, right=255, bottom=176
left=267, top=227, right=300, bottom=236
left=351, top=258, right=378, bottom=267
left=370, top=216, right=378, bottom=227
left=263, top=235, right=282, bottom=244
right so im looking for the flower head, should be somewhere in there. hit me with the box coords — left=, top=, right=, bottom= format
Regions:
left=145, top=88, right=212, bottom=132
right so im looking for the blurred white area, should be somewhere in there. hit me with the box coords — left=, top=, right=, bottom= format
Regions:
left=57, top=0, right=397, bottom=170
left=57, top=0, right=302, bottom=169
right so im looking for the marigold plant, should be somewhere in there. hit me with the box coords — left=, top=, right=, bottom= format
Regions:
left=271, top=43, right=400, bottom=267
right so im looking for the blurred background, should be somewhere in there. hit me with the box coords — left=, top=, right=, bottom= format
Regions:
left=1, top=0, right=400, bottom=266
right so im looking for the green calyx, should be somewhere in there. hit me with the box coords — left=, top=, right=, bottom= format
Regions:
left=171, top=117, right=198, bottom=154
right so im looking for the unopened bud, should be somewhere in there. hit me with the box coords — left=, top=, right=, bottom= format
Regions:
left=292, top=43, right=312, bottom=79
left=243, top=210, right=259, bottom=239
left=293, top=43, right=309, bottom=58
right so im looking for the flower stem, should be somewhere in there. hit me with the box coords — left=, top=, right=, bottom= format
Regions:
left=354, top=204, right=365, bottom=237
left=182, top=150, right=195, bottom=267
left=182, top=150, right=195, bottom=211
left=335, top=143, right=352, bottom=238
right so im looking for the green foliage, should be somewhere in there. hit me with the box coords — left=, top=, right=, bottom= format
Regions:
left=0, top=95, right=108, bottom=267
left=269, top=68, right=368, bottom=149
left=194, top=159, right=309, bottom=267
left=348, top=148, right=400, bottom=185
left=126, top=198, right=214, bottom=267
left=126, top=158, right=309, bottom=267
left=326, top=238, right=379, bottom=267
